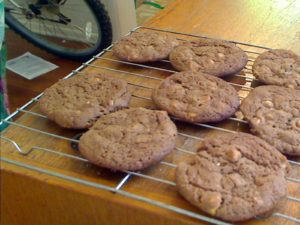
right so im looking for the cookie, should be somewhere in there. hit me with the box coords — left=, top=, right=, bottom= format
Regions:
left=39, top=74, right=131, bottom=129
left=176, top=132, right=289, bottom=222
left=240, top=85, right=300, bottom=156
left=169, top=39, right=248, bottom=77
left=152, top=71, right=240, bottom=123
left=113, top=31, right=178, bottom=63
left=79, top=108, right=177, bottom=171
left=252, top=49, right=300, bottom=89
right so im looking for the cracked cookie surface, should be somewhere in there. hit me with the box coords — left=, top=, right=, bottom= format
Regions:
left=113, top=31, right=178, bottom=62
left=241, top=85, right=300, bottom=156
left=39, top=74, right=131, bottom=129
left=252, top=49, right=300, bottom=89
left=176, top=132, right=289, bottom=222
left=152, top=71, right=240, bottom=123
left=79, top=108, right=177, bottom=171
left=169, top=39, right=248, bottom=77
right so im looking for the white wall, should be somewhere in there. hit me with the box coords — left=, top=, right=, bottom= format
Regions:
left=102, top=0, right=137, bottom=41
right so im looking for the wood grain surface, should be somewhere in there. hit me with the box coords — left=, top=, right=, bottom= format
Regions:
left=1, top=1, right=300, bottom=225
left=6, top=29, right=82, bottom=112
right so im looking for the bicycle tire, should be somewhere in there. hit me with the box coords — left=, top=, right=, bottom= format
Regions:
left=5, top=0, right=112, bottom=60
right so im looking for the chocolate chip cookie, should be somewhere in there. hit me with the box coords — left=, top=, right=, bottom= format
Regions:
left=39, top=74, right=131, bottom=129
left=113, top=31, right=178, bottom=63
left=169, top=39, right=248, bottom=77
left=79, top=108, right=177, bottom=171
left=152, top=71, right=240, bottom=123
left=240, top=85, right=300, bottom=156
left=252, top=49, right=300, bottom=89
left=176, top=132, right=289, bottom=222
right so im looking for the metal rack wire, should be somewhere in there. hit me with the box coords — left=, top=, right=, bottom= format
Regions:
left=1, top=26, right=300, bottom=225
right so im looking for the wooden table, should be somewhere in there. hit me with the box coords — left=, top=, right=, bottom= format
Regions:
left=1, top=1, right=300, bottom=225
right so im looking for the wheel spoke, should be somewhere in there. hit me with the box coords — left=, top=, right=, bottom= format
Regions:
left=5, top=0, right=111, bottom=59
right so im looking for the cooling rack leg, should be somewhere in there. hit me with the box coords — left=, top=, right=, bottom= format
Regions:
left=0, top=136, right=32, bottom=155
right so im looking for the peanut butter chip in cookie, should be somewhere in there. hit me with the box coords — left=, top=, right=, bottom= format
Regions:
left=235, top=111, right=244, bottom=120
left=217, top=53, right=225, bottom=58
left=287, top=84, right=295, bottom=89
left=265, top=113, right=274, bottom=120
left=254, top=197, right=264, bottom=206
left=188, top=112, right=197, bottom=118
left=296, top=119, right=300, bottom=128
left=171, top=100, right=179, bottom=109
left=209, top=59, right=215, bottom=64
left=200, top=192, right=222, bottom=215
left=262, top=100, right=274, bottom=108
left=199, top=95, right=211, bottom=103
left=109, top=100, right=114, bottom=106
left=127, top=123, right=144, bottom=132
left=229, top=173, right=247, bottom=187
left=252, top=117, right=261, bottom=125
left=226, top=149, right=242, bottom=162
left=189, top=61, right=200, bottom=70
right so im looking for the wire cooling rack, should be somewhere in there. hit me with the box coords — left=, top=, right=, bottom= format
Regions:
left=1, top=26, right=300, bottom=225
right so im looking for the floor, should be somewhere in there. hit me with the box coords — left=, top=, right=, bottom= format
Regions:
left=5, top=1, right=174, bottom=113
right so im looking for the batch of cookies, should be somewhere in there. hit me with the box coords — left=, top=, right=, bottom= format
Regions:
left=39, top=31, right=300, bottom=222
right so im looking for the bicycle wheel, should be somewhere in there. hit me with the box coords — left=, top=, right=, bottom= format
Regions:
left=5, top=0, right=112, bottom=60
